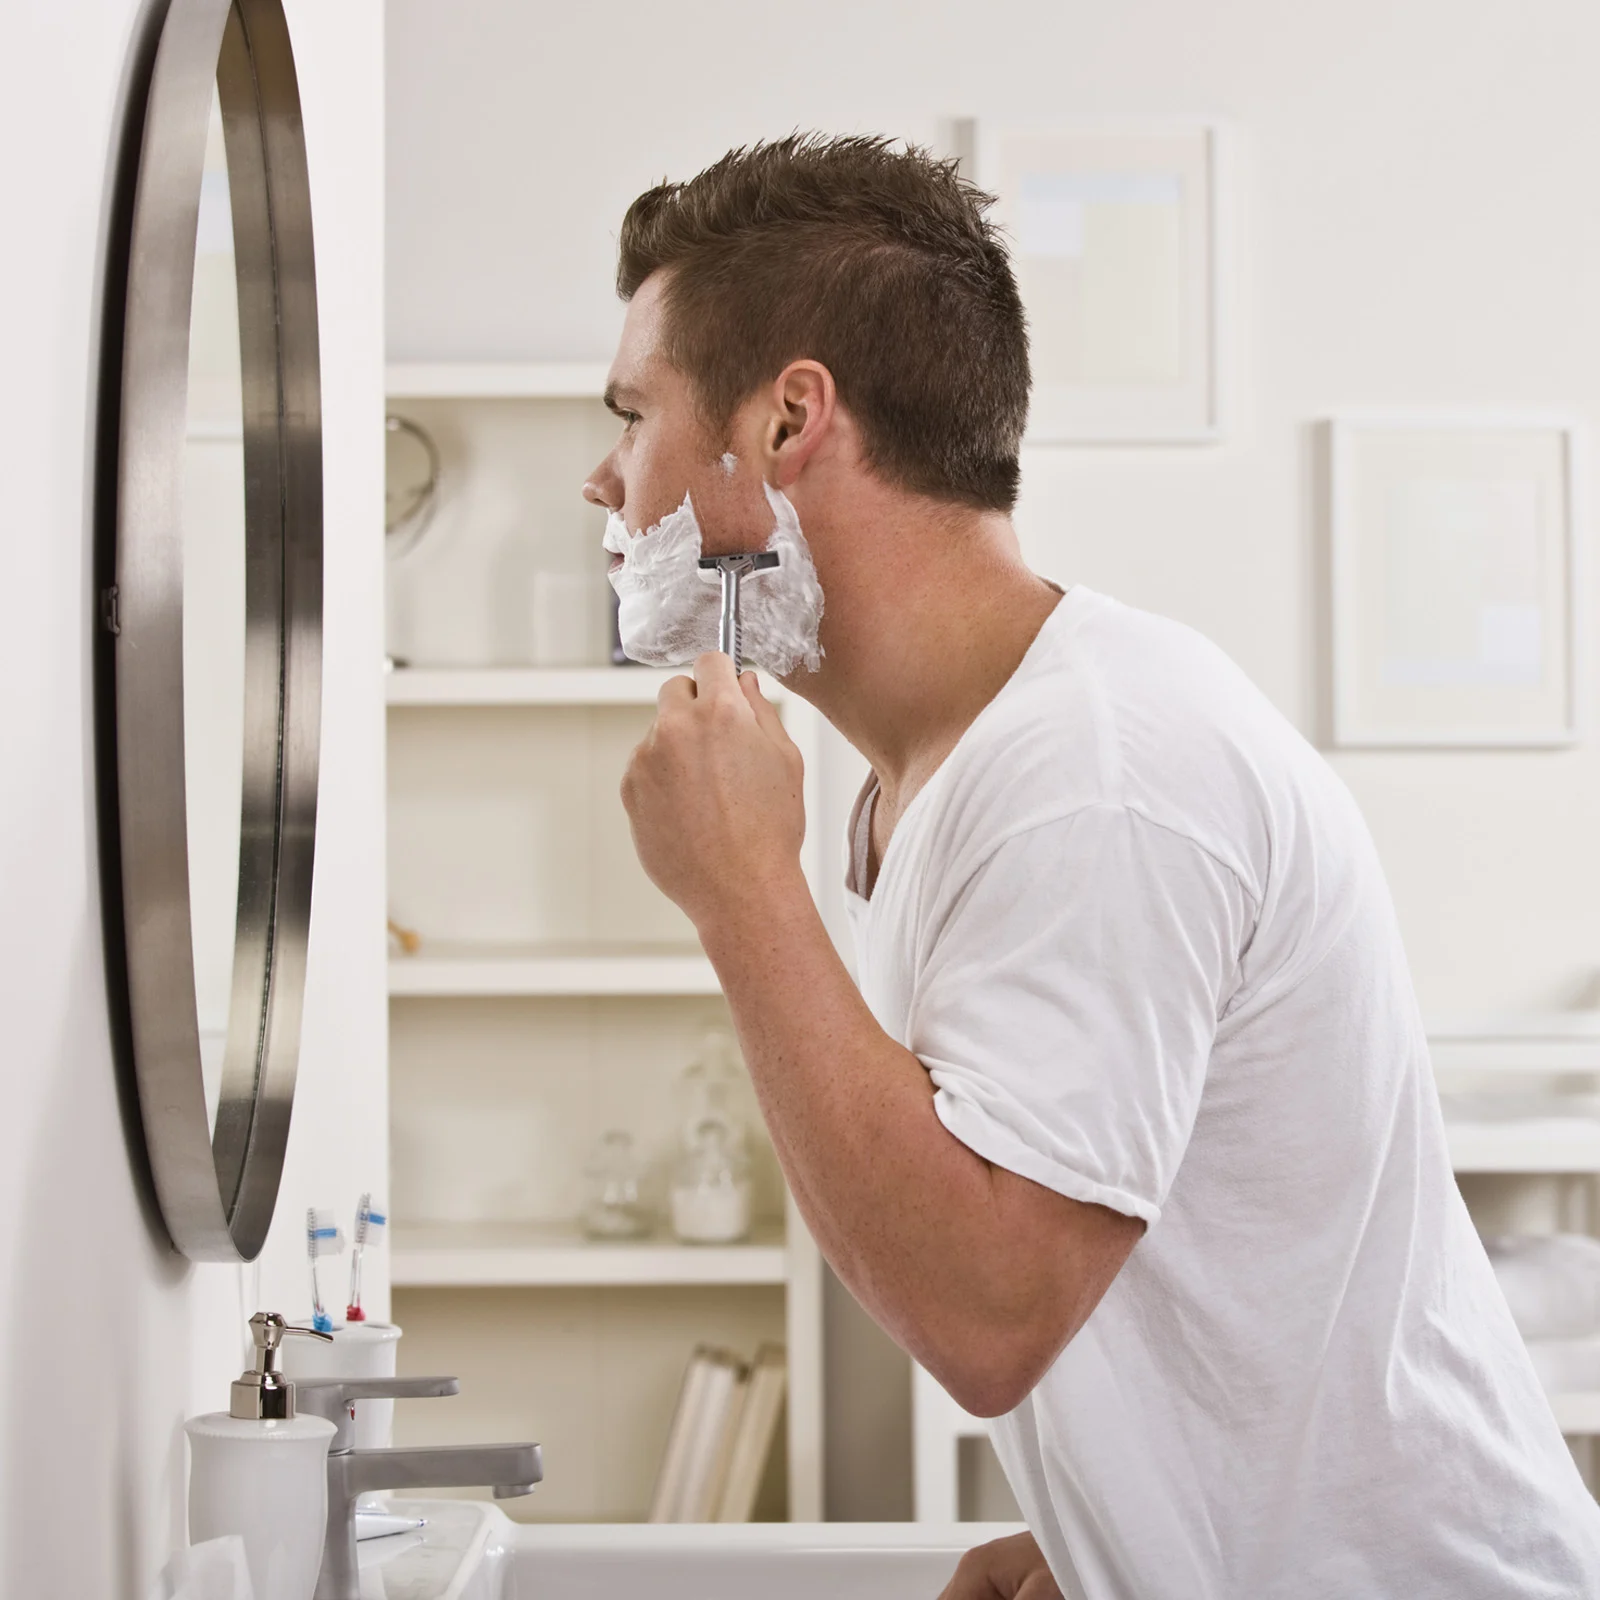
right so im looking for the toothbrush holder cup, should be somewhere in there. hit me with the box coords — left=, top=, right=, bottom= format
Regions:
left=280, top=1321, right=403, bottom=1450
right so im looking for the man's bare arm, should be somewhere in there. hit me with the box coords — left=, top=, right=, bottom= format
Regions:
left=621, top=654, right=1142, bottom=1414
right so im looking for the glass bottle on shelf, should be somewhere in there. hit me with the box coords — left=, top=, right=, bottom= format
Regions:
left=671, top=1115, right=753, bottom=1244
left=679, top=1029, right=747, bottom=1150
left=670, top=1029, right=754, bottom=1243
left=581, top=1129, right=650, bottom=1240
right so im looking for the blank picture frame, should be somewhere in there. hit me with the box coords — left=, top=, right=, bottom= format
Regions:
left=976, top=122, right=1223, bottom=443
left=1326, top=414, right=1585, bottom=748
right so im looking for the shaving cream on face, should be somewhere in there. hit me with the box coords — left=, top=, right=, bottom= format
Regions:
left=603, top=482, right=825, bottom=675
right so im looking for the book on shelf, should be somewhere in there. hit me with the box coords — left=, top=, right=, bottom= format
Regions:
left=648, top=1345, right=747, bottom=1522
left=715, top=1342, right=788, bottom=1522
left=647, top=1341, right=788, bottom=1522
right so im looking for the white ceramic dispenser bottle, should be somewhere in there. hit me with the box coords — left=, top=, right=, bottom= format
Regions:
left=184, top=1312, right=339, bottom=1600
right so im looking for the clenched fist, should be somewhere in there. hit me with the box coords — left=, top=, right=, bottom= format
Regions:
left=620, top=651, right=807, bottom=932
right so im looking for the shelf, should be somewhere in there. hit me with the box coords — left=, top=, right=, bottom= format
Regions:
left=1524, top=1337, right=1600, bottom=1435
left=1445, top=1116, right=1600, bottom=1174
left=389, top=941, right=718, bottom=997
left=1427, top=1015, right=1600, bottom=1076
left=385, top=361, right=608, bottom=399
left=390, top=1218, right=788, bottom=1287
left=1427, top=1013, right=1600, bottom=1041
left=1551, top=1393, right=1600, bottom=1435
left=386, top=665, right=790, bottom=707
left=387, top=666, right=675, bottom=707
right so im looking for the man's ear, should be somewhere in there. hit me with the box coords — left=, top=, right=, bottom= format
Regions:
left=762, top=360, right=836, bottom=487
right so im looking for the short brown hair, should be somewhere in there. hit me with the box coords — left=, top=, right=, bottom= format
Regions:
left=617, top=134, right=1030, bottom=513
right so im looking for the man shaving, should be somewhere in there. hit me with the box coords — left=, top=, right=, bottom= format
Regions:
left=582, top=136, right=1600, bottom=1596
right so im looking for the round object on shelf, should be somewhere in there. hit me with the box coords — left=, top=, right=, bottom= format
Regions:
left=385, top=412, right=442, bottom=558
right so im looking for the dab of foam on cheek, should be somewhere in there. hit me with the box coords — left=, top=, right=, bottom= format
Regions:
left=602, top=479, right=824, bottom=676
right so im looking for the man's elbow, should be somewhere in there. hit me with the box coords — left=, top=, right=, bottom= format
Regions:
left=895, top=1186, right=1144, bottom=1417
left=924, top=1322, right=1064, bottom=1419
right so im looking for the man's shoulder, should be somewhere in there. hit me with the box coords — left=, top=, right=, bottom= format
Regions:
left=932, top=589, right=1353, bottom=894
left=957, top=589, right=1300, bottom=788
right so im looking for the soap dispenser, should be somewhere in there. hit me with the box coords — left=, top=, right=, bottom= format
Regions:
left=185, top=1313, right=338, bottom=1600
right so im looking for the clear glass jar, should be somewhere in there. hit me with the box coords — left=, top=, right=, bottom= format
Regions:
left=581, top=1129, right=650, bottom=1240
left=670, top=1116, right=752, bottom=1244
left=678, top=1028, right=748, bottom=1150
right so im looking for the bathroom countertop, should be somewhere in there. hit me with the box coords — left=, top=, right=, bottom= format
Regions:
left=357, top=1500, right=497, bottom=1600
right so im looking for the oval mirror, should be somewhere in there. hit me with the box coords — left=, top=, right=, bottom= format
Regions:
left=110, top=0, right=321, bottom=1262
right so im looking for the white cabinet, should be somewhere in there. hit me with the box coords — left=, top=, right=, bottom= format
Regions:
left=384, top=366, right=823, bottom=1522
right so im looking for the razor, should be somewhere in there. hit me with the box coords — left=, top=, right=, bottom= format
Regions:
left=698, top=551, right=780, bottom=671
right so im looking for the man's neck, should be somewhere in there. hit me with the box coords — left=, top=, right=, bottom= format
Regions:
left=782, top=492, right=1062, bottom=804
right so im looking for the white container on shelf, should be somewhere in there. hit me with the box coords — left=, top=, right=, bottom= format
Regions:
left=671, top=1119, right=754, bottom=1245
left=670, top=1180, right=754, bottom=1244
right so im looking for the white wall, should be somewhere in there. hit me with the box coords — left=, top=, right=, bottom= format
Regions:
left=386, top=0, right=1600, bottom=1513
left=0, top=3, right=385, bottom=1593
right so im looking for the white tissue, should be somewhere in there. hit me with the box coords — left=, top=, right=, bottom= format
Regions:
left=603, top=482, right=824, bottom=675
left=1485, top=1232, right=1600, bottom=1342
left=146, top=1537, right=255, bottom=1600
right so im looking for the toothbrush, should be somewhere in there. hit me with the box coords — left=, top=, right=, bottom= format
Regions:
left=306, top=1207, right=345, bottom=1333
left=346, top=1192, right=387, bottom=1323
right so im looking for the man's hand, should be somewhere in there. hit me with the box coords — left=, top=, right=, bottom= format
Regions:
left=620, top=651, right=806, bottom=930
left=938, top=1532, right=1062, bottom=1600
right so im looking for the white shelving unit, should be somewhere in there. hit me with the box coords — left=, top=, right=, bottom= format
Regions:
left=1435, top=1015, right=1600, bottom=1177
left=1434, top=1014, right=1600, bottom=1479
left=912, top=1013, right=1600, bottom=1520
left=1553, top=1393, right=1600, bottom=1436
left=392, top=1217, right=790, bottom=1288
left=387, top=665, right=793, bottom=708
left=1446, top=1118, right=1600, bottom=1175
left=387, top=361, right=608, bottom=399
left=384, top=364, right=825, bottom=1524
left=388, top=665, right=676, bottom=706
left=389, top=941, right=720, bottom=998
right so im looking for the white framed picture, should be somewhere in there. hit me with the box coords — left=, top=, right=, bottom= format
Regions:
left=1326, top=413, right=1585, bottom=748
left=977, top=122, right=1223, bottom=444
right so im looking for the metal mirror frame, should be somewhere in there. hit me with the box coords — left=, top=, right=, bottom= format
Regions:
left=112, top=0, right=322, bottom=1261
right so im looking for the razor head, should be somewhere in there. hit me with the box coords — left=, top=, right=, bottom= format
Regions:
left=698, top=551, right=780, bottom=575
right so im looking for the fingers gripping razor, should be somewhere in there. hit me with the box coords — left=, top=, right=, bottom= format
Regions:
left=698, top=551, right=780, bottom=672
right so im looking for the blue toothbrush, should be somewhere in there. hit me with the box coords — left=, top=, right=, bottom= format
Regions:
left=306, top=1207, right=345, bottom=1333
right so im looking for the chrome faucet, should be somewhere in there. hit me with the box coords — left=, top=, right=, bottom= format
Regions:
left=297, top=1375, right=542, bottom=1600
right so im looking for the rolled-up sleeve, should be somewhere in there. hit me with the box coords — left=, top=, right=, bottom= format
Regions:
left=910, top=803, right=1253, bottom=1226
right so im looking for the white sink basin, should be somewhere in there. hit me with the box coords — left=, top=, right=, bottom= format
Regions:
left=360, top=1502, right=1023, bottom=1599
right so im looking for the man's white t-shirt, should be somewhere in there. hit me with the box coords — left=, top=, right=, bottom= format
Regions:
left=843, top=587, right=1600, bottom=1599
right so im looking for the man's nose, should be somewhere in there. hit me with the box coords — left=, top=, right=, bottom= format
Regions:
left=583, top=457, right=621, bottom=513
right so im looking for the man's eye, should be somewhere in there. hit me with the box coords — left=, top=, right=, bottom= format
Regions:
left=622, top=410, right=641, bottom=428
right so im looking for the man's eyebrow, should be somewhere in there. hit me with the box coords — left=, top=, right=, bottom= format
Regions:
left=603, top=382, right=641, bottom=416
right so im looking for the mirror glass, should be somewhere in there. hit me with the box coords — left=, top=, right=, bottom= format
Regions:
left=182, top=85, right=248, bottom=1134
